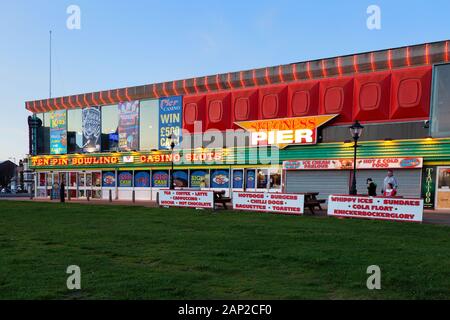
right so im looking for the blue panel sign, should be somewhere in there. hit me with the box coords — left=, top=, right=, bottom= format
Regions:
left=211, top=170, right=230, bottom=189
left=246, top=170, right=256, bottom=189
left=102, top=171, right=116, bottom=187
left=233, top=170, right=244, bottom=189
left=159, top=96, right=183, bottom=150
left=135, top=171, right=151, bottom=188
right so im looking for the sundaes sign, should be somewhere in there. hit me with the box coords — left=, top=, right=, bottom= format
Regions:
left=235, top=115, right=338, bottom=148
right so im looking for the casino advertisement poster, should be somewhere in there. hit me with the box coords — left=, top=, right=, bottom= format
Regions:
left=134, top=171, right=151, bottom=188
left=102, top=172, right=116, bottom=187
left=211, top=169, right=230, bottom=188
left=118, top=171, right=133, bottom=187
left=118, top=101, right=140, bottom=151
left=159, top=96, right=183, bottom=150
left=152, top=171, right=169, bottom=187
left=50, top=110, right=67, bottom=155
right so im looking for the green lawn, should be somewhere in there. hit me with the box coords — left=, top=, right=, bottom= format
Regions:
left=0, top=201, right=449, bottom=300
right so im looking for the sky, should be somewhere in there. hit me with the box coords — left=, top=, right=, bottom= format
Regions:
left=0, top=0, right=449, bottom=162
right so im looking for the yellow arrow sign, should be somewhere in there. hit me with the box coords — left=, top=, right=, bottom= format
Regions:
left=235, top=114, right=338, bottom=149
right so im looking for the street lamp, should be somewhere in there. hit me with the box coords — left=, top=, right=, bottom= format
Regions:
left=168, top=134, right=177, bottom=190
left=349, top=120, right=364, bottom=195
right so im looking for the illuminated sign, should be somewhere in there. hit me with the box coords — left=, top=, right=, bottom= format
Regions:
left=283, top=158, right=423, bottom=170
left=235, top=115, right=338, bottom=148
left=30, top=150, right=229, bottom=168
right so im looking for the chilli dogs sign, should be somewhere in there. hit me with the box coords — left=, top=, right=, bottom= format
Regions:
left=233, top=192, right=305, bottom=215
left=159, top=190, right=214, bottom=209
left=327, top=195, right=424, bottom=223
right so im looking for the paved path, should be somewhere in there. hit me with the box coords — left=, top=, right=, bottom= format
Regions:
left=2, top=198, right=450, bottom=226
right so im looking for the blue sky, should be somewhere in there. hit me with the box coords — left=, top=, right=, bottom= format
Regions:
left=0, top=0, right=449, bottom=161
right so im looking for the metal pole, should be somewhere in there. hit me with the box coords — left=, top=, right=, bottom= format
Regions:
left=170, top=147, right=175, bottom=190
left=49, top=30, right=52, bottom=99
left=350, top=138, right=358, bottom=195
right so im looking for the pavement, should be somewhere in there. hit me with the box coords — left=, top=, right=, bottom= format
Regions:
left=1, top=198, right=450, bottom=226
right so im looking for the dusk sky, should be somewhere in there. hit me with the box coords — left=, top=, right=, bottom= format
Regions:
left=1, top=0, right=449, bottom=161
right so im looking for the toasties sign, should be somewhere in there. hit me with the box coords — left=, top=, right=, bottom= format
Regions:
left=235, top=115, right=338, bottom=148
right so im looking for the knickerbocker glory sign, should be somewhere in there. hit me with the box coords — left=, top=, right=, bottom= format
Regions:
left=327, top=195, right=424, bottom=222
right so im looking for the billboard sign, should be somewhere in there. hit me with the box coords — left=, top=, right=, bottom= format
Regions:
left=159, top=190, right=214, bottom=209
left=118, top=100, right=140, bottom=151
left=283, top=158, right=423, bottom=170
left=50, top=110, right=67, bottom=155
left=82, top=107, right=101, bottom=153
left=159, top=96, right=183, bottom=150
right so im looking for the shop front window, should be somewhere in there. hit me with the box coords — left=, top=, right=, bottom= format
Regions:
left=257, top=169, right=268, bottom=189
left=431, top=63, right=450, bottom=138
left=118, top=171, right=133, bottom=188
left=211, top=169, right=230, bottom=189
left=190, top=170, right=209, bottom=188
left=134, top=171, right=151, bottom=188
left=92, top=172, right=101, bottom=187
left=232, top=170, right=244, bottom=189
left=173, top=170, right=189, bottom=188
left=39, top=173, right=46, bottom=187
left=269, top=168, right=282, bottom=189
left=152, top=170, right=169, bottom=188
left=70, top=172, right=77, bottom=187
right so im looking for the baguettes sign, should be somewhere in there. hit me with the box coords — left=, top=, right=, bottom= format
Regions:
left=327, top=195, right=424, bottom=222
left=159, top=190, right=214, bottom=209
left=233, top=192, right=305, bottom=215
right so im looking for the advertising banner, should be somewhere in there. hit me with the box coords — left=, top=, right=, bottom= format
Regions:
left=173, top=170, right=189, bottom=188
left=283, top=158, right=423, bottom=170
left=102, top=171, right=116, bottom=187
left=211, top=169, right=230, bottom=188
left=159, top=190, right=214, bottom=209
left=134, top=171, right=151, bottom=188
left=190, top=170, right=208, bottom=188
left=246, top=170, right=256, bottom=189
left=118, top=171, right=133, bottom=187
left=159, top=96, right=183, bottom=150
left=118, top=100, right=140, bottom=151
left=50, top=110, right=67, bottom=155
left=421, top=166, right=436, bottom=209
left=152, top=171, right=169, bottom=188
left=82, top=107, right=101, bottom=153
left=233, top=192, right=305, bottom=215
left=327, top=195, right=424, bottom=222
left=233, top=170, right=244, bottom=189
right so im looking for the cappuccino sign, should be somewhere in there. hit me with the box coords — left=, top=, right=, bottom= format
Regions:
left=235, top=115, right=338, bottom=148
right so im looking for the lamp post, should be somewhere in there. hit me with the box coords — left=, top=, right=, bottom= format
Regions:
left=349, top=120, right=364, bottom=195
left=168, top=134, right=176, bottom=190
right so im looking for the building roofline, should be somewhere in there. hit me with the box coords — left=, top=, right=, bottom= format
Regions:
left=25, top=40, right=450, bottom=113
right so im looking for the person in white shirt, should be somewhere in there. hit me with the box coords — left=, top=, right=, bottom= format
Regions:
left=382, top=169, right=399, bottom=194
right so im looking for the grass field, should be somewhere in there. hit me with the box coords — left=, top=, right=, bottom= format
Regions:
left=0, top=201, right=450, bottom=300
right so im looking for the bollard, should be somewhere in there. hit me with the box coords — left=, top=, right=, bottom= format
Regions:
left=156, top=191, right=159, bottom=206
left=87, top=193, right=90, bottom=201
left=132, top=190, right=135, bottom=203
left=109, top=189, right=112, bottom=202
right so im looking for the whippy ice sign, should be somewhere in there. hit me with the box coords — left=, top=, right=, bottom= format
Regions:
left=327, top=195, right=424, bottom=222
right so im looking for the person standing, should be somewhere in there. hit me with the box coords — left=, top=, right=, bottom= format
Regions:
left=383, top=183, right=397, bottom=197
left=382, top=169, right=399, bottom=194
left=367, top=178, right=377, bottom=196
left=60, top=182, right=65, bottom=203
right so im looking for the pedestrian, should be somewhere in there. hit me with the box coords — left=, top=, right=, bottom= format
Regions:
left=367, top=178, right=377, bottom=196
left=383, top=183, right=397, bottom=197
left=60, top=182, right=65, bottom=203
left=382, top=169, right=399, bottom=194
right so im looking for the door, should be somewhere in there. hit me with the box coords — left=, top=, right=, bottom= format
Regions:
left=436, top=167, right=450, bottom=209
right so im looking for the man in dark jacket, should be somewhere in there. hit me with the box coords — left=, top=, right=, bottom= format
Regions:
left=367, top=178, right=377, bottom=196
